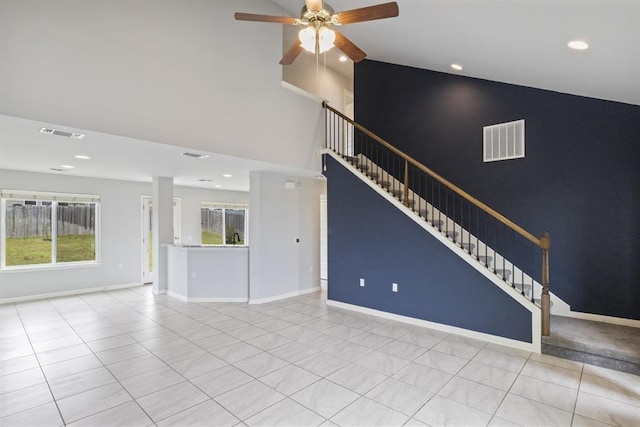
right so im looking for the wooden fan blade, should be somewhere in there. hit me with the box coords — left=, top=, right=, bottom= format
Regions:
left=279, top=42, right=304, bottom=65
left=234, top=12, right=297, bottom=24
left=334, top=31, right=367, bottom=63
left=334, top=2, right=399, bottom=25
left=305, top=0, right=323, bottom=12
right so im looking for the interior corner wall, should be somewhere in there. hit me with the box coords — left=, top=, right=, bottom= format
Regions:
left=325, top=156, right=532, bottom=343
left=282, top=26, right=353, bottom=112
left=354, top=60, right=640, bottom=320
left=0, top=169, right=249, bottom=300
left=249, top=171, right=321, bottom=302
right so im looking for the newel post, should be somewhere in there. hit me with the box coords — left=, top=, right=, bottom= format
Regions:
left=540, top=231, right=551, bottom=336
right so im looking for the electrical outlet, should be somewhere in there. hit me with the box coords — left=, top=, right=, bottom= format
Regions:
left=360, top=278, right=365, bottom=287
left=118, top=264, right=123, bottom=270
left=392, top=282, right=398, bottom=292
left=191, top=272, right=196, bottom=279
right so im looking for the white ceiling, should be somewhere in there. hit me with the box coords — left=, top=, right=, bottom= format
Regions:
left=0, top=115, right=317, bottom=192
left=273, top=0, right=640, bottom=106
left=1, top=0, right=638, bottom=192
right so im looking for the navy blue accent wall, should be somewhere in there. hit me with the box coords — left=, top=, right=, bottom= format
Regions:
left=325, top=156, right=532, bottom=343
left=354, top=60, right=640, bottom=320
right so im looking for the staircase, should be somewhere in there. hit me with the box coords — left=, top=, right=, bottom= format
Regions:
left=343, top=152, right=543, bottom=305
left=322, top=102, right=552, bottom=340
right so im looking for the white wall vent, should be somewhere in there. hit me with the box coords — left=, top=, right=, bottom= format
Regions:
left=483, top=119, right=524, bottom=162
left=40, top=127, right=85, bottom=139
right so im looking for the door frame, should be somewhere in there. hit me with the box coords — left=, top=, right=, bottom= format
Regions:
left=141, top=196, right=181, bottom=284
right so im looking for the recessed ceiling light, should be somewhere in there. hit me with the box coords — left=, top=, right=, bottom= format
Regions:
left=74, top=155, right=90, bottom=160
left=61, top=165, right=75, bottom=169
left=451, top=63, right=463, bottom=71
left=222, top=174, right=232, bottom=178
left=568, top=40, right=589, bottom=50
left=181, top=152, right=209, bottom=159
left=214, top=184, right=222, bottom=188
left=338, top=55, right=348, bottom=62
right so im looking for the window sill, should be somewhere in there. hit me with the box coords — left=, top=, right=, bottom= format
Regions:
left=0, top=262, right=101, bottom=273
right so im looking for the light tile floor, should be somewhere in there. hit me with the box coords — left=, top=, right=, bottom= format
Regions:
left=1, top=286, right=640, bottom=426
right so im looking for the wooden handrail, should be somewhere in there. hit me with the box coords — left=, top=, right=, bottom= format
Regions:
left=323, top=102, right=542, bottom=247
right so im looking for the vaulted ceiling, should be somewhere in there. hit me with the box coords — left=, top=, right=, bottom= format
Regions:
left=272, top=0, right=640, bottom=106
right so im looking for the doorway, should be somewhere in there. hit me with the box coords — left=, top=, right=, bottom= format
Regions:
left=141, top=197, right=181, bottom=284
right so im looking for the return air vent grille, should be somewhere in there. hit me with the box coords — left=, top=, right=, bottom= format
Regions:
left=181, top=152, right=209, bottom=159
left=40, top=128, right=85, bottom=139
left=483, top=119, right=524, bottom=162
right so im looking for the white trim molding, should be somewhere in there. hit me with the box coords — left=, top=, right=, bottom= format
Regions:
left=327, top=299, right=541, bottom=353
left=166, top=291, right=247, bottom=303
left=0, top=282, right=143, bottom=304
left=249, top=286, right=321, bottom=305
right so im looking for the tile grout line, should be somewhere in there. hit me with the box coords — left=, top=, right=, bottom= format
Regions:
left=12, top=299, right=66, bottom=427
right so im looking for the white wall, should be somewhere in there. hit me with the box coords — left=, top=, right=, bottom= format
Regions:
left=0, top=0, right=323, bottom=172
left=282, top=26, right=354, bottom=112
left=0, top=169, right=248, bottom=300
left=249, top=171, right=322, bottom=302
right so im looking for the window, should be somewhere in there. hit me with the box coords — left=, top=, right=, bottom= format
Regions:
left=201, top=203, right=248, bottom=246
left=1, top=190, right=99, bottom=268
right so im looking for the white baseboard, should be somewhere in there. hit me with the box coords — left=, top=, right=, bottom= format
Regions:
left=557, top=310, right=640, bottom=329
left=0, top=283, right=143, bottom=305
left=327, top=299, right=541, bottom=353
left=190, top=297, right=248, bottom=303
left=249, top=286, right=321, bottom=305
left=166, top=291, right=247, bottom=303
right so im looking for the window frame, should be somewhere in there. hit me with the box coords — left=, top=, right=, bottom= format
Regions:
left=200, top=202, right=249, bottom=247
left=1, top=189, right=101, bottom=270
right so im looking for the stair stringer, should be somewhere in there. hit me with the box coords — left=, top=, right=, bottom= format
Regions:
left=324, top=149, right=542, bottom=353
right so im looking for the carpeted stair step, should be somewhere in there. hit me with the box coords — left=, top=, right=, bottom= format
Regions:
left=461, top=242, right=476, bottom=253
left=514, top=283, right=532, bottom=296
left=494, top=269, right=512, bottom=281
left=344, top=155, right=358, bottom=163
left=477, top=255, right=493, bottom=267
left=445, top=230, right=459, bottom=240
left=429, top=219, right=444, bottom=229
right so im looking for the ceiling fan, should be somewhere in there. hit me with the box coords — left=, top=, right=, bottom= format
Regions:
left=235, top=0, right=399, bottom=65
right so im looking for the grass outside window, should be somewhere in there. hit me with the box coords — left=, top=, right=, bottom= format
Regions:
left=6, top=234, right=95, bottom=266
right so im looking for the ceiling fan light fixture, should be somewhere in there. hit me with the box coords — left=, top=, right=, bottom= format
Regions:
left=318, top=27, right=335, bottom=53
left=299, top=27, right=316, bottom=53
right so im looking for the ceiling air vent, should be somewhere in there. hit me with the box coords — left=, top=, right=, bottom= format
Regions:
left=483, top=119, right=524, bottom=162
left=181, top=152, right=209, bottom=159
left=40, top=128, right=85, bottom=139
